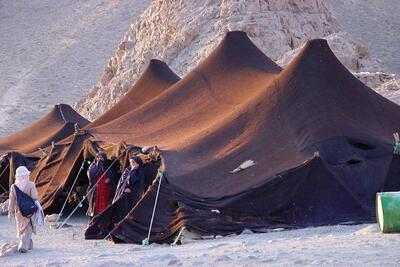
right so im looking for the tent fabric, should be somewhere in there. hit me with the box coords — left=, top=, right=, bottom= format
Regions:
left=25, top=135, right=146, bottom=211
left=89, top=31, right=282, bottom=146
left=0, top=104, right=89, bottom=154
left=106, top=156, right=372, bottom=244
left=84, top=159, right=161, bottom=240
left=29, top=136, right=134, bottom=210
left=0, top=152, right=38, bottom=195
left=30, top=135, right=91, bottom=210
left=0, top=58, right=180, bottom=210
left=84, top=32, right=400, bottom=243
left=86, top=59, right=180, bottom=128
left=2, top=31, right=400, bottom=244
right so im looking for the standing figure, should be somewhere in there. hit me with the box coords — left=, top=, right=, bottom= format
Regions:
left=113, top=156, right=143, bottom=203
left=111, top=156, right=144, bottom=222
left=87, top=151, right=117, bottom=217
left=8, top=166, right=39, bottom=253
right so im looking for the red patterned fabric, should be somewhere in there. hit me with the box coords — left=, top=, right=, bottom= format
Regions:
left=95, top=172, right=110, bottom=215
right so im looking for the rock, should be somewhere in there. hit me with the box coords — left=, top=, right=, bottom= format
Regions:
left=354, top=72, right=400, bottom=91
left=0, top=199, right=9, bottom=215
left=241, top=229, right=253, bottom=235
left=45, top=213, right=60, bottom=223
left=180, top=229, right=202, bottom=244
left=354, top=72, right=400, bottom=105
left=75, top=0, right=398, bottom=119
left=0, top=241, right=18, bottom=257
left=75, top=0, right=342, bottom=120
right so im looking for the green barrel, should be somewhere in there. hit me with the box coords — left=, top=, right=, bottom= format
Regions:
left=376, top=192, right=400, bottom=233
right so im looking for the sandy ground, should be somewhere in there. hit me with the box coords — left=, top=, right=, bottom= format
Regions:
left=0, top=0, right=150, bottom=136
left=0, top=215, right=399, bottom=266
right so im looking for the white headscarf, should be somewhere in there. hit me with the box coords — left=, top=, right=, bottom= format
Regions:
left=15, top=166, right=31, bottom=190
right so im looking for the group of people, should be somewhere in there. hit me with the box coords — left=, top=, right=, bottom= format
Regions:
left=86, top=146, right=160, bottom=217
left=7, top=145, right=160, bottom=253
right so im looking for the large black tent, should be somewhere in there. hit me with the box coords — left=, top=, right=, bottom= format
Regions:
left=2, top=31, right=400, bottom=245
left=0, top=59, right=180, bottom=206
left=0, top=104, right=89, bottom=195
left=86, top=32, right=400, bottom=244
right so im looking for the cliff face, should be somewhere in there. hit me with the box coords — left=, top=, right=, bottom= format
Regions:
left=329, top=0, right=400, bottom=74
left=277, top=31, right=382, bottom=72
left=75, top=0, right=340, bottom=119
left=75, top=0, right=398, bottom=120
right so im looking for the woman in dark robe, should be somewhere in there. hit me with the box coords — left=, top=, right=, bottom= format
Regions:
left=86, top=151, right=117, bottom=217
left=111, top=156, right=144, bottom=222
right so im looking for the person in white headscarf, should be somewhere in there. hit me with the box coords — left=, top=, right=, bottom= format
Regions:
left=8, top=166, right=39, bottom=253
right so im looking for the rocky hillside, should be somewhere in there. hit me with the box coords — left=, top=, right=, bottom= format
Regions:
left=1, top=0, right=398, bottom=136
left=329, top=0, right=400, bottom=74
left=75, top=0, right=398, bottom=120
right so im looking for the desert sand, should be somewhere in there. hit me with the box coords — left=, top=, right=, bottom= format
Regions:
left=1, top=215, right=399, bottom=266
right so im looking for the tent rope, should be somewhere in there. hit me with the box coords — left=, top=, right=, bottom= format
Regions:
left=171, top=226, right=186, bottom=246
left=58, top=104, right=67, bottom=123
left=57, top=149, right=126, bottom=229
left=393, top=133, right=400, bottom=154
left=102, top=169, right=163, bottom=241
left=55, top=159, right=87, bottom=225
left=0, top=163, right=10, bottom=193
left=142, top=170, right=164, bottom=246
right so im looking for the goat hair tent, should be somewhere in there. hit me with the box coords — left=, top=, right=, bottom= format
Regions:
left=85, top=32, right=400, bottom=244
left=1, top=31, right=400, bottom=244
left=86, top=59, right=180, bottom=128
left=0, top=59, right=179, bottom=202
left=0, top=104, right=89, bottom=194
left=0, top=104, right=89, bottom=154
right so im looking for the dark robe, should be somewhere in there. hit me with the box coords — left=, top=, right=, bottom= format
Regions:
left=87, top=160, right=117, bottom=217
left=112, top=166, right=143, bottom=222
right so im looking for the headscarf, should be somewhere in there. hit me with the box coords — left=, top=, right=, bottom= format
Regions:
left=15, top=166, right=31, bottom=190
left=96, top=151, right=107, bottom=160
left=130, top=156, right=143, bottom=167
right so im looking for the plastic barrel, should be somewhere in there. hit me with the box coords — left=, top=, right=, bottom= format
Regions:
left=376, top=192, right=400, bottom=233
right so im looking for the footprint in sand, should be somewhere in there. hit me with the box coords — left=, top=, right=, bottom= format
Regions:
left=168, top=259, right=182, bottom=266
left=191, top=261, right=205, bottom=266
left=214, top=255, right=233, bottom=262
left=209, top=242, right=228, bottom=249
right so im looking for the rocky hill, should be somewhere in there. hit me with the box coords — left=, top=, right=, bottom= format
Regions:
left=1, top=0, right=399, bottom=136
left=329, top=0, right=400, bottom=74
left=75, top=0, right=398, bottom=120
